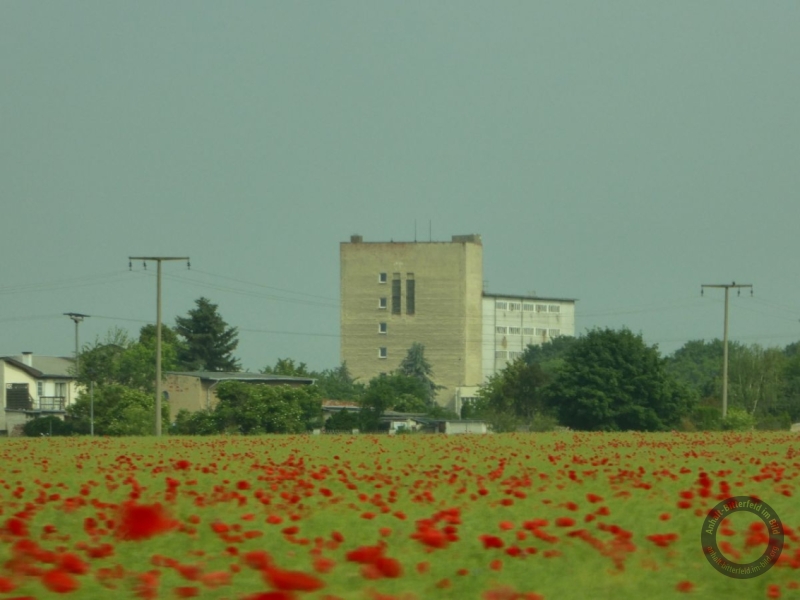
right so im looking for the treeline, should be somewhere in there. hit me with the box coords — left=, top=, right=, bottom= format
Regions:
left=24, top=293, right=451, bottom=435
left=23, top=295, right=800, bottom=436
left=464, top=329, right=800, bottom=432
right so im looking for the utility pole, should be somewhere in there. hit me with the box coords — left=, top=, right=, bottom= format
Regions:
left=64, top=313, right=90, bottom=372
left=130, top=256, right=190, bottom=436
left=701, top=281, right=753, bottom=419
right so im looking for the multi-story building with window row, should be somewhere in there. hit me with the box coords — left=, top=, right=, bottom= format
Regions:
left=340, top=234, right=576, bottom=411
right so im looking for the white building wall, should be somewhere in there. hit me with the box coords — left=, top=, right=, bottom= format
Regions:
left=481, top=296, right=576, bottom=383
left=0, top=359, right=79, bottom=433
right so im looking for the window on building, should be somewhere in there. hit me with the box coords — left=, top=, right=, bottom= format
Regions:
left=378, top=322, right=387, bottom=334
left=495, top=350, right=507, bottom=359
left=392, top=274, right=401, bottom=314
left=549, top=329, right=561, bottom=337
left=509, top=326, right=521, bottom=335
left=378, top=347, right=388, bottom=359
left=549, top=305, right=561, bottom=313
left=37, top=381, right=43, bottom=397
left=54, top=382, right=66, bottom=398
left=536, top=328, right=548, bottom=335
left=496, top=326, right=507, bottom=334
left=523, top=327, right=534, bottom=335
left=379, top=297, right=387, bottom=309
left=509, top=302, right=521, bottom=311
left=496, top=301, right=507, bottom=310
left=509, top=351, right=522, bottom=359
left=406, top=273, right=415, bottom=315
left=536, top=304, right=547, bottom=312
left=379, top=272, right=387, bottom=283
left=523, top=303, right=534, bottom=311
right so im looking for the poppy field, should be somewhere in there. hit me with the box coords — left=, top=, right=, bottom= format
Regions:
left=0, top=432, right=798, bottom=600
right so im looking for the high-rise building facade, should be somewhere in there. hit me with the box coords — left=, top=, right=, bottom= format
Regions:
left=340, top=234, right=576, bottom=410
left=340, top=234, right=484, bottom=408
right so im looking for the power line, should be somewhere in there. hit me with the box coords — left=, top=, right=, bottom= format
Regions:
left=189, top=268, right=338, bottom=303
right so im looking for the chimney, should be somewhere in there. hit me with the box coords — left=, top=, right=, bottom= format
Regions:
left=21, top=352, right=33, bottom=367
left=350, top=234, right=363, bottom=243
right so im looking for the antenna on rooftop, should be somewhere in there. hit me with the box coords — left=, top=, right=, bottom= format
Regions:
left=414, top=220, right=417, bottom=242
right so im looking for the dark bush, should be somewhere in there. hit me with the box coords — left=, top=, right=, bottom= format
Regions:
left=22, top=416, right=72, bottom=437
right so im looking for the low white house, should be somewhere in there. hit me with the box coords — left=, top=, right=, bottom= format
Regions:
left=0, top=353, right=79, bottom=435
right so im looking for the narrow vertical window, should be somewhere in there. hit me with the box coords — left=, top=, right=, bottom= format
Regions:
left=406, top=273, right=415, bottom=315
left=379, top=272, right=387, bottom=283
left=391, top=273, right=401, bottom=315
left=378, top=347, right=388, bottom=359
left=378, top=322, right=387, bottom=334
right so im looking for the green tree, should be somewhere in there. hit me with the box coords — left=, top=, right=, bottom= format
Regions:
left=76, top=327, right=178, bottom=394
left=175, top=297, right=241, bottom=372
left=66, top=384, right=169, bottom=436
left=523, top=336, right=579, bottom=377
left=665, top=339, right=725, bottom=402
left=479, top=357, right=550, bottom=424
left=23, top=416, right=73, bottom=437
left=261, top=358, right=314, bottom=378
left=325, top=410, right=360, bottom=432
left=314, top=362, right=365, bottom=400
left=356, top=373, right=423, bottom=431
left=779, top=342, right=800, bottom=422
left=171, top=409, right=219, bottom=435
left=546, top=328, right=694, bottom=431
left=728, top=344, right=786, bottom=417
left=212, top=381, right=317, bottom=434
left=398, top=343, right=442, bottom=405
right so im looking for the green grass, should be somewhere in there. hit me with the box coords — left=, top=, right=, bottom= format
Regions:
left=0, top=432, right=796, bottom=599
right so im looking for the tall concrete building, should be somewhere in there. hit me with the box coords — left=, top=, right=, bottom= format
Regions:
left=340, top=234, right=576, bottom=411
left=340, top=234, right=484, bottom=408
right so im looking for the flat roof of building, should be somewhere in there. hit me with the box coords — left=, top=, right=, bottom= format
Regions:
left=167, top=371, right=315, bottom=384
left=483, top=293, right=578, bottom=303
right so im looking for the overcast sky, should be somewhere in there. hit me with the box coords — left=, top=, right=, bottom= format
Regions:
left=2, top=2, right=798, bottom=373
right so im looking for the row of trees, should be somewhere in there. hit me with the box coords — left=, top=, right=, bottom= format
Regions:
left=465, top=329, right=800, bottom=432
left=23, top=291, right=800, bottom=436
left=26, top=297, right=242, bottom=437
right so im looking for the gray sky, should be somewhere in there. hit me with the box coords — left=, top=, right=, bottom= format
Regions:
left=2, top=2, right=798, bottom=373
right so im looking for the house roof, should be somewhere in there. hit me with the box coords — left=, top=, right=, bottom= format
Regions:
left=167, top=371, right=315, bottom=384
left=322, top=400, right=360, bottom=408
left=2, top=355, right=75, bottom=379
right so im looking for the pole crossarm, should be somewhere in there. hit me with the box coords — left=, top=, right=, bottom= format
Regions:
left=129, top=256, right=190, bottom=436
left=129, top=257, right=190, bottom=262
left=64, top=313, right=90, bottom=373
left=700, top=281, right=753, bottom=420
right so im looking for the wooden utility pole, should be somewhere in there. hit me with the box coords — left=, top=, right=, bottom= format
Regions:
left=130, top=256, right=190, bottom=436
left=64, top=313, right=90, bottom=372
left=701, top=282, right=753, bottom=419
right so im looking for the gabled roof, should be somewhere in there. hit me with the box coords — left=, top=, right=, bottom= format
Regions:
left=167, top=371, right=315, bottom=384
left=1, top=356, right=75, bottom=379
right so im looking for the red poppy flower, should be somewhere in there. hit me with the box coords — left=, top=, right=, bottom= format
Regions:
left=42, top=569, right=79, bottom=594
left=555, top=517, right=575, bottom=527
left=116, top=502, right=175, bottom=541
left=263, top=567, right=324, bottom=592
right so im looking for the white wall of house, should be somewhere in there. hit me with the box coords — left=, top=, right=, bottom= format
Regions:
left=0, top=357, right=78, bottom=434
left=444, top=420, right=488, bottom=434
left=481, top=296, right=576, bottom=383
